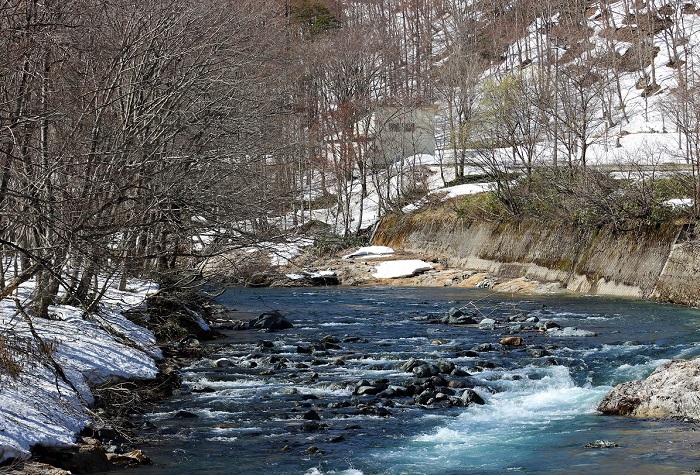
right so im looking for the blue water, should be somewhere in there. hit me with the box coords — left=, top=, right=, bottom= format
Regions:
left=116, top=287, right=700, bottom=474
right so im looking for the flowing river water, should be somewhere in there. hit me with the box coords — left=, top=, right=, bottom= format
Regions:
left=113, top=286, right=700, bottom=474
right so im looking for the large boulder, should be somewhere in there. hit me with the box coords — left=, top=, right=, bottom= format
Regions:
left=598, top=359, right=700, bottom=419
left=245, top=311, right=293, bottom=332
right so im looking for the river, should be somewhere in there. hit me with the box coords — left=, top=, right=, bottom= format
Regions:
left=112, top=286, right=700, bottom=474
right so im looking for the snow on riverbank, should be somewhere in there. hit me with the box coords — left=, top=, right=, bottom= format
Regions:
left=0, top=278, right=159, bottom=463
left=372, top=259, right=434, bottom=279
left=343, top=246, right=395, bottom=259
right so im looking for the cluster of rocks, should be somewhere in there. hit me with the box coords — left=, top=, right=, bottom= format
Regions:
left=434, top=306, right=596, bottom=338
left=157, top=304, right=607, bottom=461
left=350, top=357, right=485, bottom=409
left=26, top=425, right=152, bottom=475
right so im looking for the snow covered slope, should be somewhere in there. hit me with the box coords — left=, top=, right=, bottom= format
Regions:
left=0, top=278, right=159, bottom=463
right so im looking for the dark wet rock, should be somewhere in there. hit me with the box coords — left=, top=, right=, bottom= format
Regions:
left=244, top=311, right=293, bottom=332
left=296, top=345, right=313, bottom=354
left=174, top=410, right=198, bottom=418
left=528, top=347, right=550, bottom=358
left=257, top=341, right=276, bottom=352
left=460, top=389, right=485, bottom=406
left=598, top=360, right=700, bottom=419
left=354, top=380, right=388, bottom=396
left=342, top=336, right=369, bottom=343
left=190, top=385, right=216, bottom=393
left=441, top=307, right=478, bottom=325
left=415, top=390, right=436, bottom=405
left=378, top=385, right=413, bottom=398
left=541, top=320, right=560, bottom=330
left=437, top=387, right=455, bottom=396
left=304, top=446, right=323, bottom=455
left=303, top=410, right=321, bottom=420
left=31, top=444, right=111, bottom=474
left=448, top=380, right=469, bottom=389
left=436, top=360, right=456, bottom=374
left=413, top=363, right=441, bottom=378
left=476, top=343, right=495, bottom=352
left=450, top=368, right=470, bottom=377
left=584, top=440, right=619, bottom=449
left=354, top=385, right=383, bottom=396
left=455, top=349, right=479, bottom=358
left=321, top=335, right=340, bottom=344
left=354, top=404, right=392, bottom=416
left=320, top=341, right=342, bottom=350
left=327, top=435, right=345, bottom=443
left=300, top=421, right=327, bottom=432
left=430, top=375, right=449, bottom=387
left=399, top=358, right=426, bottom=373
left=473, top=360, right=496, bottom=370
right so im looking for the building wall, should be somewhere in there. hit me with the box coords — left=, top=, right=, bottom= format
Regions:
left=370, top=107, right=436, bottom=167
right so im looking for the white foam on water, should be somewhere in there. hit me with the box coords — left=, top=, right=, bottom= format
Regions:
left=205, top=436, right=238, bottom=442
left=673, top=343, right=700, bottom=359
left=318, top=322, right=362, bottom=327
left=305, top=468, right=364, bottom=475
left=375, top=365, right=610, bottom=473
left=612, top=358, right=671, bottom=381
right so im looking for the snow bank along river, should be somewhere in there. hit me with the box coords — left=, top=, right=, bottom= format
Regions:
left=0, top=278, right=159, bottom=463
left=113, top=286, right=700, bottom=475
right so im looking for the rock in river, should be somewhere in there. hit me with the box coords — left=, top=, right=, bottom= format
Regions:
left=598, top=359, right=700, bottom=419
left=442, top=307, right=478, bottom=325
left=499, top=336, right=523, bottom=347
left=460, top=388, right=485, bottom=406
left=243, top=311, right=294, bottom=332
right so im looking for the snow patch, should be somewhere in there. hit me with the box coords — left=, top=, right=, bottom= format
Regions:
left=372, top=260, right=434, bottom=279
left=0, top=277, right=159, bottom=463
left=343, top=246, right=395, bottom=259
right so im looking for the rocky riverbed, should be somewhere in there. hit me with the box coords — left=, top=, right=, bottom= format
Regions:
left=105, top=286, right=700, bottom=474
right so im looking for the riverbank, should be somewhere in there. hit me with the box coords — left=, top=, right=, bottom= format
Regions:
left=0, top=280, right=226, bottom=474
left=368, top=215, right=700, bottom=307
left=286, top=246, right=565, bottom=295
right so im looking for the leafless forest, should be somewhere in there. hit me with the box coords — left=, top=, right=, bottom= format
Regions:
left=2, top=0, right=700, bottom=314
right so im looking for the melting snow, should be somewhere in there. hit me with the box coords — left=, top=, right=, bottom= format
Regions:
left=0, top=277, right=159, bottom=463
left=343, top=246, right=395, bottom=259
left=372, top=260, right=434, bottom=279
